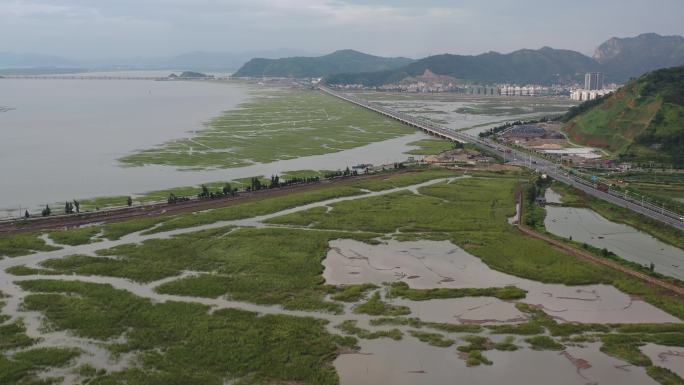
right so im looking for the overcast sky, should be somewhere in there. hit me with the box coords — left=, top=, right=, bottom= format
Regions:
left=2, top=0, right=684, bottom=59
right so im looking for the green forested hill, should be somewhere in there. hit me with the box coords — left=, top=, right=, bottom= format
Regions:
left=562, top=65, right=684, bottom=165
left=232, top=50, right=413, bottom=78
left=326, top=47, right=599, bottom=86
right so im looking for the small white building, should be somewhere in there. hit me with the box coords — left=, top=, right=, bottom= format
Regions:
left=570, top=89, right=613, bottom=101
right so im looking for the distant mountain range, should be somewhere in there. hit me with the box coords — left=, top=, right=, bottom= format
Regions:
left=5, top=33, right=684, bottom=83
left=594, top=33, right=684, bottom=82
left=562, top=65, right=684, bottom=165
left=326, top=47, right=599, bottom=86
left=232, top=50, right=414, bottom=78
left=323, top=33, right=684, bottom=86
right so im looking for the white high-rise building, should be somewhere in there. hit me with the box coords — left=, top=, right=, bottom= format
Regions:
left=584, top=72, right=604, bottom=90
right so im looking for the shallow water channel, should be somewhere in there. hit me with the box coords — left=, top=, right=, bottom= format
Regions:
left=336, top=340, right=659, bottom=385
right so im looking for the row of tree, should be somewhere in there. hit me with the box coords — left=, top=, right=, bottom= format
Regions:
left=29, top=166, right=379, bottom=215
left=64, top=200, right=80, bottom=214
left=196, top=183, right=239, bottom=200
left=31, top=199, right=81, bottom=218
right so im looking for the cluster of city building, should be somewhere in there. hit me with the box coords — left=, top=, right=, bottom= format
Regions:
left=376, top=81, right=460, bottom=93
left=329, top=71, right=621, bottom=100
left=569, top=72, right=616, bottom=101
left=333, top=82, right=567, bottom=96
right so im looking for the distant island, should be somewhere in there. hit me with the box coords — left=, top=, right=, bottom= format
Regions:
left=167, top=71, right=214, bottom=79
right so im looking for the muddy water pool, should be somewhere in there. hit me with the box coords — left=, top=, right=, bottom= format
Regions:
left=544, top=206, right=684, bottom=280
left=335, top=339, right=658, bottom=385
left=324, top=239, right=680, bottom=324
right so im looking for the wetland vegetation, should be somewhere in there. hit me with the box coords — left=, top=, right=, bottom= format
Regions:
left=0, top=233, right=60, bottom=258
left=120, top=89, right=415, bottom=169
left=18, top=280, right=349, bottom=385
left=1, top=168, right=683, bottom=385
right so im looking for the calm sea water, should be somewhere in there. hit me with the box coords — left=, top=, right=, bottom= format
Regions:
left=0, top=78, right=253, bottom=215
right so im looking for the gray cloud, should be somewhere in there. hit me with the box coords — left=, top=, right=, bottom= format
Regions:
left=1, top=0, right=683, bottom=59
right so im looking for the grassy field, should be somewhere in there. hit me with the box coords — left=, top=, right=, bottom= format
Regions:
left=18, top=279, right=351, bottom=385
left=405, top=139, right=456, bottom=155
left=120, top=89, right=415, bottom=169
left=48, top=226, right=101, bottom=246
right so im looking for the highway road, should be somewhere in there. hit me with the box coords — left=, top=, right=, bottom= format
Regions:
left=319, top=86, right=684, bottom=231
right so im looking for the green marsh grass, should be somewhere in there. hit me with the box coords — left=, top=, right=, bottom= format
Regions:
left=408, top=330, right=454, bottom=347
left=335, top=320, right=402, bottom=340
left=352, top=292, right=411, bottom=316
left=48, top=226, right=101, bottom=246
left=0, top=233, right=60, bottom=258
left=18, top=279, right=352, bottom=385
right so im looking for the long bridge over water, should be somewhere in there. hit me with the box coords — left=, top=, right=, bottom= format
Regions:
left=318, top=86, right=684, bottom=230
